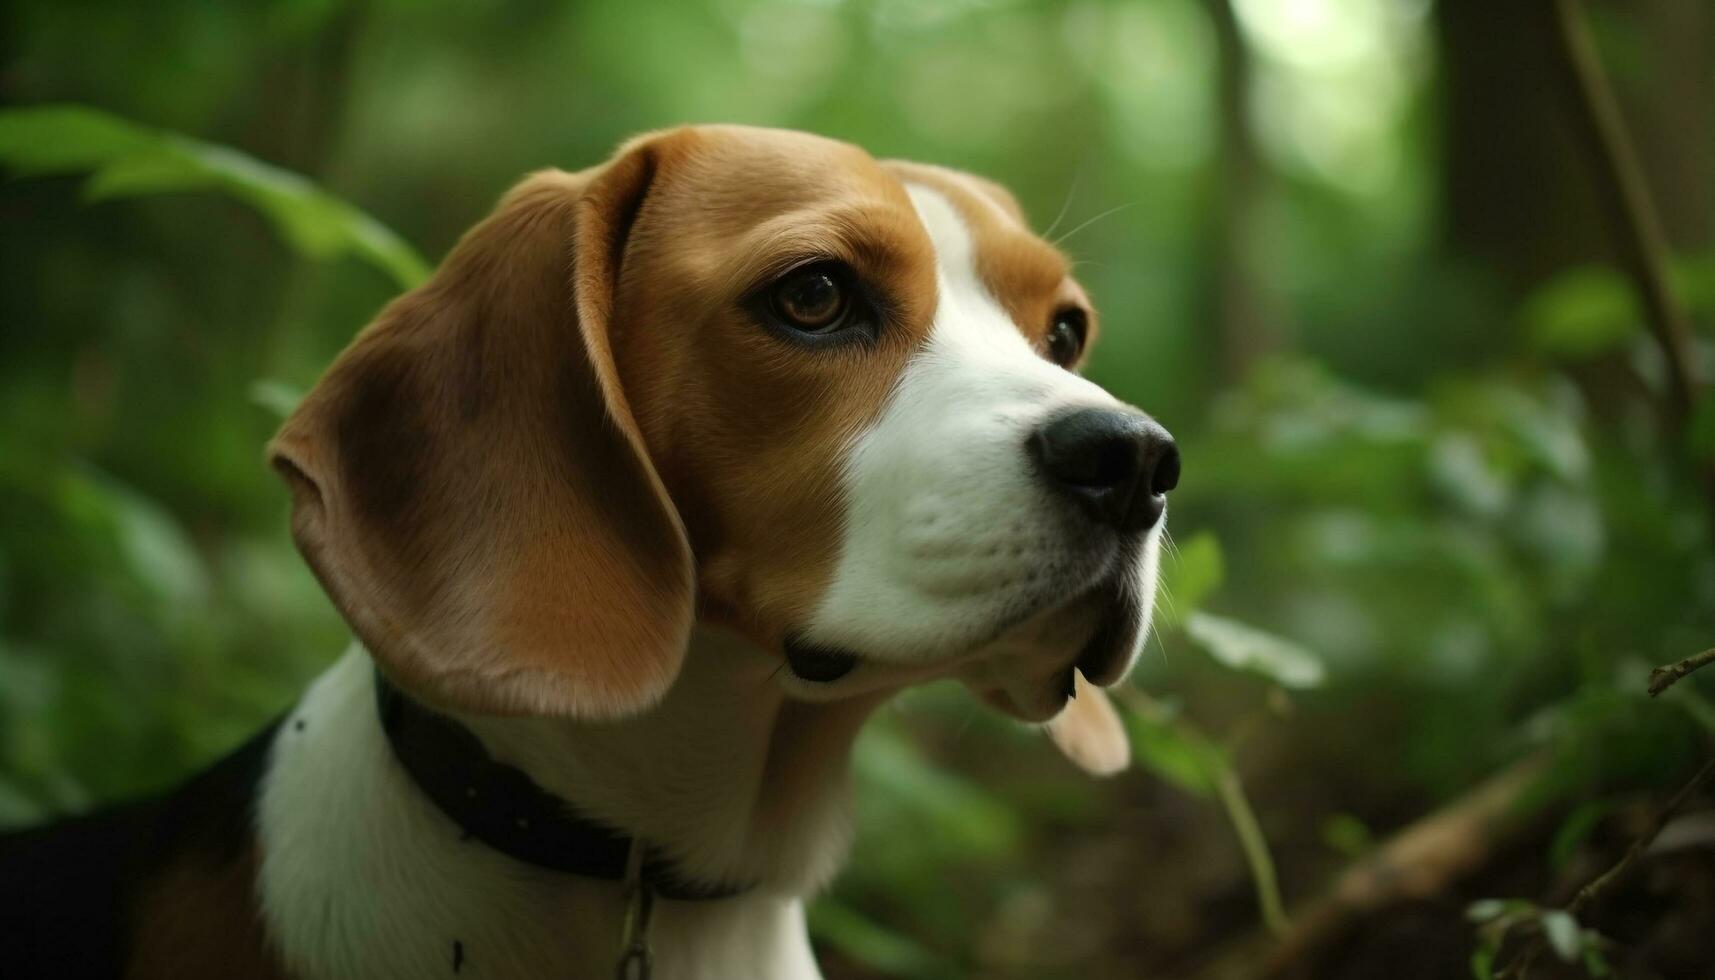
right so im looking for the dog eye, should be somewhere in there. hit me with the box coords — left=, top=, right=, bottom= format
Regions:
left=1046, top=309, right=1087, bottom=367
left=770, top=265, right=849, bottom=333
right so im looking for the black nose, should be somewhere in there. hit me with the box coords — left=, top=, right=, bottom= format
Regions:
left=1029, top=408, right=1179, bottom=533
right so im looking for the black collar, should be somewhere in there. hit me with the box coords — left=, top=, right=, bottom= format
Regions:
left=373, top=669, right=749, bottom=901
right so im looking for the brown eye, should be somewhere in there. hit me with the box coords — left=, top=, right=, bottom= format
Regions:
left=1047, top=309, right=1087, bottom=367
left=771, top=266, right=848, bottom=333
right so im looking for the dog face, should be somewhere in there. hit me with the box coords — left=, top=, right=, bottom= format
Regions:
left=270, top=126, right=1174, bottom=751
left=789, top=164, right=1172, bottom=726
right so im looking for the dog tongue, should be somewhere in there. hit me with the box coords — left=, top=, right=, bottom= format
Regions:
left=783, top=636, right=859, bottom=682
left=1046, top=674, right=1131, bottom=776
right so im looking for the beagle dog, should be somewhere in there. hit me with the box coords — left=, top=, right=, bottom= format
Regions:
left=0, top=125, right=1177, bottom=979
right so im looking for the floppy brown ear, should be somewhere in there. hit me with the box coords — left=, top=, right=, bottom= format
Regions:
left=268, top=135, right=695, bottom=718
left=1045, top=676, right=1131, bottom=776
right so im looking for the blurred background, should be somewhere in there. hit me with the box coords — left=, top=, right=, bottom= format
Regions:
left=2, top=1, right=1713, bottom=977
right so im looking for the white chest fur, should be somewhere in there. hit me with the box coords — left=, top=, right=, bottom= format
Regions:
left=255, top=647, right=829, bottom=980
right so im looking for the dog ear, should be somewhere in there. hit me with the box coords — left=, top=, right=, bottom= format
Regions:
left=1045, top=675, right=1131, bottom=776
left=268, top=133, right=696, bottom=718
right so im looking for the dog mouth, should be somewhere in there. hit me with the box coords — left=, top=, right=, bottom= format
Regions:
left=783, top=635, right=861, bottom=683
left=780, top=544, right=1149, bottom=702
left=976, top=571, right=1145, bottom=721
left=1071, top=566, right=1146, bottom=686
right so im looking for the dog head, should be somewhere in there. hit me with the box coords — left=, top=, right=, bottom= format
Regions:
left=270, top=126, right=1175, bottom=771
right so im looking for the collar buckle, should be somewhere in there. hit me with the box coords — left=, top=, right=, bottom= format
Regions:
left=615, top=839, right=656, bottom=980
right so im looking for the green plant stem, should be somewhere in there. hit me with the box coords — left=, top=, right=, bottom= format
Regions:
left=1213, top=757, right=1292, bottom=938
left=1116, top=688, right=1292, bottom=939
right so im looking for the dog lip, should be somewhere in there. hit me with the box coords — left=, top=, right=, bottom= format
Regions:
left=1073, top=563, right=1143, bottom=687
left=783, top=635, right=860, bottom=682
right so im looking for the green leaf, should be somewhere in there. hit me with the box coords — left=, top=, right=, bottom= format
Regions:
left=1120, top=697, right=1224, bottom=797
left=0, top=105, right=428, bottom=290
left=1549, top=800, right=1614, bottom=871
left=0, top=104, right=157, bottom=173
left=64, top=465, right=210, bottom=607
left=853, top=724, right=1020, bottom=857
left=1541, top=909, right=1580, bottom=963
left=1581, top=936, right=1612, bottom=977
left=1322, top=812, right=1373, bottom=858
left=1669, top=251, right=1715, bottom=316
left=1184, top=612, right=1326, bottom=688
left=1522, top=254, right=1715, bottom=359
left=1687, top=393, right=1715, bottom=462
left=1157, top=530, right=1224, bottom=626
left=1522, top=266, right=1638, bottom=358
left=1468, top=898, right=1538, bottom=926
left=1466, top=899, right=1509, bottom=924
left=0, top=777, right=44, bottom=829
left=249, top=379, right=305, bottom=421
left=808, top=899, right=960, bottom=980
left=1469, top=944, right=1497, bottom=980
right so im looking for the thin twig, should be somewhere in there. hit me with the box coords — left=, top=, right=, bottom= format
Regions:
left=1499, top=758, right=1715, bottom=979
left=1499, top=649, right=1715, bottom=978
left=1569, top=757, right=1715, bottom=916
left=1547, top=0, right=1703, bottom=422
left=1649, top=647, right=1715, bottom=697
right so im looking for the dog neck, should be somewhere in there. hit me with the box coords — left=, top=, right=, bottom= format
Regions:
left=256, top=630, right=887, bottom=979
left=454, top=625, right=894, bottom=894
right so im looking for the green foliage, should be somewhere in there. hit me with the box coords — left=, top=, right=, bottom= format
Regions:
left=1548, top=799, right=1616, bottom=872
left=1183, top=612, right=1325, bottom=689
left=1121, top=694, right=1226, bottom=798
left=0, top=105, right=427, bottom=289
left=1522, top=254, right=1715, bottom=360
left=853, top=722, right=1024, bottom=863
left=1466, top=899, right=1615, bottom=978
left=1320, top=812, right=1373, bottom=859
left=1156, top=530, right=1224, bottom=627
left=1688, top=393, right=1715, bottom=459
left=1522, top=266, right=1642, bottom=359
left=810, top=901, right=962, bottom=980
left=3, top=2, right=1713, bottom=976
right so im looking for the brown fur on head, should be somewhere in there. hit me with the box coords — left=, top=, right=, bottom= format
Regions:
left=271, top=125, right=1164, bottom=773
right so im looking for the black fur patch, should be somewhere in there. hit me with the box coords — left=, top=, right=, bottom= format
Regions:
left=0, top=719, right=282, bottom=979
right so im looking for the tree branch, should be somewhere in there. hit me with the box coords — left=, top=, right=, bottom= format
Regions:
left=1497, top=644, right=1715, bottom=976
left=1648, top=647, right=1715, bottom=697
left=1568, top=757, right=1715, bottom=917
left=1546, top=0, right=1703, bottom=423
left=1499, top=757, right=1715, bottom=979
left=1258, top=753, right=1555, bottom=978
